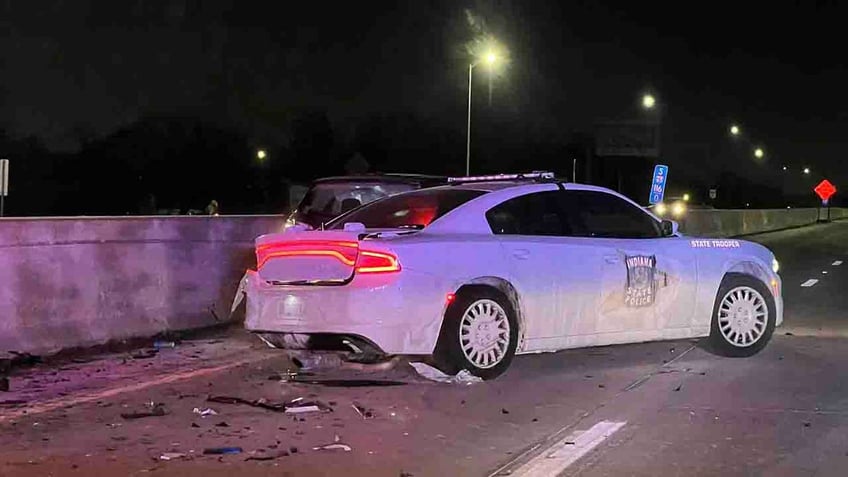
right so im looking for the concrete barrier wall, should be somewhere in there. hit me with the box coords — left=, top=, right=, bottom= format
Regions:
left=1, top=208, right=846, bottom=355
left=679, top=208, right=848, bottom=237
left=0, top=216, right=282, bottom=354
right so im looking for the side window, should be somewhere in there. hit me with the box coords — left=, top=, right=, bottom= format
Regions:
left=486, top=191, right=571, bottom=236
left=563, top=190, right=662, bottom=239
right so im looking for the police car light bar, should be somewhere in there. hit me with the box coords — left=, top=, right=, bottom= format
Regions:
left=447, top=171, right=556, bottom=183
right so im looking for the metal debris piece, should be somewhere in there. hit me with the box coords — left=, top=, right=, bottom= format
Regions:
left=351, top=403, right=374, bottom=419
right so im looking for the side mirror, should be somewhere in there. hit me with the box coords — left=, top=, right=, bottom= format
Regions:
left=661, top=219, right=679, bottom=237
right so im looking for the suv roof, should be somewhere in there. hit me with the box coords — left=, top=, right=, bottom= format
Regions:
left=312, top=173, right=447, bottom=184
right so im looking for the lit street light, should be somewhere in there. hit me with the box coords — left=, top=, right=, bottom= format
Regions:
left=804, top=167, right=811, bottom=174
left=782, top=165, right=787, bottom=171
left=256, top=149, right=267, bottom=160
left=466, top=50, right=500, bottom=176
left=730, top=124, right=740, bottom=136
left=642, top=94, right=656, bottom=110
left=683, top=193, right=690, bottom=202
left=754, top=147, right=764, bottom=159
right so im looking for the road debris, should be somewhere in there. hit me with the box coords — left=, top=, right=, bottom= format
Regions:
left=192, top=407, right=218, bottom=417
left=352, top=402, right=374, bottom=419
left=203, top=447, right=243, bottom=455
left=0, top=377, right=8, bottom=392
left=313, top=435, right=352, bottom=452
left=207, top=395, right=287, bottom=412
left=121, top=402, right=167, bottom=419
left=245, top=450, right=290, bottom=461
left=159, top=452, right=187, bottom=461
left=409, top=363, right=482, bottom=384
left=154, top=341, right=176, bottom=350
left=297, top=379, right=407, bottom=387
left=285, top=404, right=326, bottom=414
left=208, top=395, right=332, bottom=413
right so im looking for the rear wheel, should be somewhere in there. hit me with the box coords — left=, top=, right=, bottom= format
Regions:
left=432, top=287, right=518, bottom=380
left=708, top=274, right=775, bottom=357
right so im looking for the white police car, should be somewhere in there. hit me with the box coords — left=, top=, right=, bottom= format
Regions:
left=239, top=172, right=782, bottom=379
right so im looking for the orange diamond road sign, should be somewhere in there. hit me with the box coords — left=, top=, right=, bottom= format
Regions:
left=814, top=179, right=837, bottom=201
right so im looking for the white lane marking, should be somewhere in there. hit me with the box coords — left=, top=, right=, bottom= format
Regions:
left=833, top=261, right=843, bottom=266
left=0, top=356, right=266, bottom=423
left=508, top=421, right=626, bottom=477
left=801, top=279, right=819, bottom=287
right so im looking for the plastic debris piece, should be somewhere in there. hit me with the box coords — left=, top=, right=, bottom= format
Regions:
left=159, top=452, right=186, bottom=461
left=203, top=447, right=243, bottom=455
left=285, top=405, right=322, bottom=414
left=154, top=341, right=176, bottom=350
left=409, top=363, right=483, bottom=384
left=193, top=407, right=218, bottom=417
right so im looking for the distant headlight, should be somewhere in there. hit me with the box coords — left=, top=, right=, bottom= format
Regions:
left=655, top=203, right=667, bottom=215
left=772, top=258, right=780, bottom=274
left=672, top=202, right=686, bottom=217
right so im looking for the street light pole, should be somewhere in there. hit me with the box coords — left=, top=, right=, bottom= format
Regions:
left=466, top=63, right=474, bottom=176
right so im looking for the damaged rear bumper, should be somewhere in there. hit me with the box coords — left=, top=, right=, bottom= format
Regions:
left=235, top=270, right=446, bottom=355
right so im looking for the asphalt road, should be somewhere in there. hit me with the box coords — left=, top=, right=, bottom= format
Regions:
left=2, top=221, right=848, bottom=477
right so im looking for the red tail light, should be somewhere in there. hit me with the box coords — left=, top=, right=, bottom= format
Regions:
left=356, top=250, right=401, bottom=274
left=256, top=240, right=359, bottom=269
left=255, top=240, right=400, bottom=274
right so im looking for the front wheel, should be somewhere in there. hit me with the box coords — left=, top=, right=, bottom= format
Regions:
left=432, top=287, right=519, bottom=380
left=707, top=273, right=776, bottom=357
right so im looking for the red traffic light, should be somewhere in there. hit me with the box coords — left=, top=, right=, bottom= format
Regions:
left=814, top=179, right=837, bottom=201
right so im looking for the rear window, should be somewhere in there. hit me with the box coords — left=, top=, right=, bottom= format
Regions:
left=298, top=182, right=417, bottom=219
left=328, top=188, right=486, bottom=229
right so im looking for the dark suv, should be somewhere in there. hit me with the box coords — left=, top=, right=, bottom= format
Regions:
left=285, top=173, right=447, bottom=229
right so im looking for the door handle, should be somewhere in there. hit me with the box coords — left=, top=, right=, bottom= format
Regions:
left=512, top=249, right=530, bottom=260
left=604, top=255, right=620, bottom=264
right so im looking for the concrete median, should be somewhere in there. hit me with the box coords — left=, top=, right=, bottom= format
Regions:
left=0, top=215, right=281, bottom=355
left=1, top=207, right=846, bottom=355
left=678, top=207, right=848, bottom=237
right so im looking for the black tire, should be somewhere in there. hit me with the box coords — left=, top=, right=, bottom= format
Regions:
left=432, top=286, right=519, bottom=380
left=707, top=273, right=776, bottom=357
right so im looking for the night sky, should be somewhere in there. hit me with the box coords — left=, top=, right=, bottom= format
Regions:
left=2, top=0, right=846, bottom=194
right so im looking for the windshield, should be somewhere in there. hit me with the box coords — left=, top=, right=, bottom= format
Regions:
left=328, top=188, right=487, bottom=229
left=296, top=182, right=417, bottom=224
